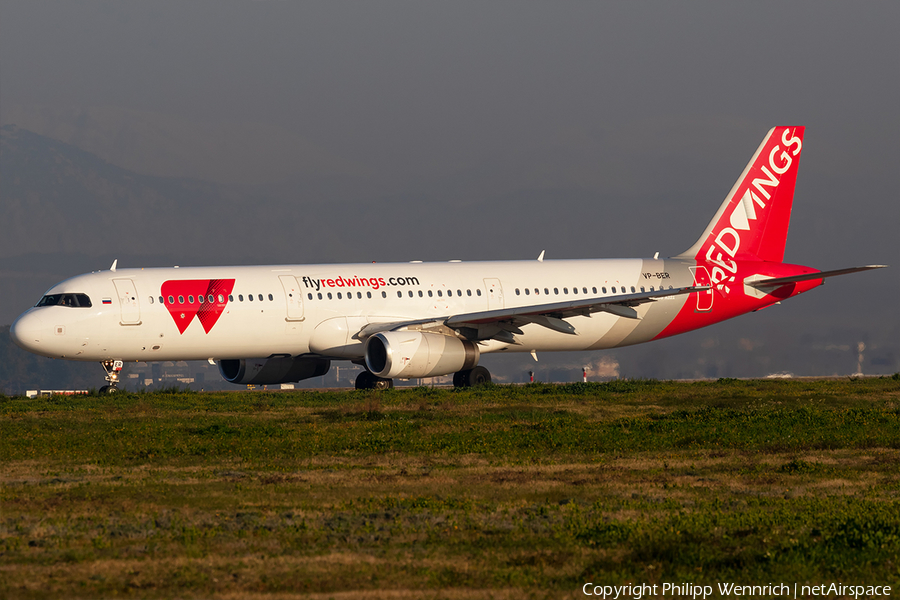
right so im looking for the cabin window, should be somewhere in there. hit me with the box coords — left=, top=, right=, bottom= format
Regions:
left=525, top=288, right=530, bottom=295
left=239, top=294, right=244, bottom=302
left=367, top=291, right=372, bottom=299
left=534, top=288, right=540, bottom=295
left=397, top=291, right=402, bottom=298
left=317, top=293, right=323, bottom=300
left=428, top=290, right=433, bottom=297
left=640, top=287, right=645, bottom=293
left=590, top=287, right=595, bottom=294
left=268, top=294, right=274, bottom=301
left=544, top=288, right=549, bottom=295
left=476, top=289, right=482, bottom=296
left=308, top=293, right=313, bottom=300
left=601, top=287, right=606, bottom=294
left=337, top=292, right=342, bottom=299
left=178, top=295, right=185, bottom=304
left=228, top=295, right=234, bottom=302
left=631, top=286, right=636, bottom=293
left=563, top=288, right=568, bottom=294
left=467, top=289, right=472, bottom=296
left=188, top=295, right=194, bottom=304
left=381, top=291, right=387, bottom=298
left=258, top=294, right=263, bottom=301
left=437, top=290, right=443, bottom=297
left=249, top=294, right=254, bottom=302
left=418, top=290, right=423, bottom=297
left=408, top=290, right=413, bottom=297
left=515, top=288, right=520, bottom=295
left=553, top=288, right=559, bottom=295
left=168, top=295, right=175, bottom=304
left=327, top=292, right=333, bottom=299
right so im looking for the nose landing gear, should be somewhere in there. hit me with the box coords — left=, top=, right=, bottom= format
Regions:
left=99, top=360, right=124, bottom=394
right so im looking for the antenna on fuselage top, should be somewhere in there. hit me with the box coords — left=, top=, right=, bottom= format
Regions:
left=110, top=259, right=118, bottom=272
left=537, top=250, right=545, bottom=262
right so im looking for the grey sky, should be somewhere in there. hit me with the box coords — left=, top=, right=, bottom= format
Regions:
left=1, top=1, right=898, bottom=379
left=3, top=2, right=897, bottom=179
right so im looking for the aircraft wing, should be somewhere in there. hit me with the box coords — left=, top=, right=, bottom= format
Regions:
left=356, top=284, right=709, bottom=343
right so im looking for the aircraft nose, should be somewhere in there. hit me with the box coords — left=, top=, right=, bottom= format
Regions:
left=10, top=311, right=43, bottom=351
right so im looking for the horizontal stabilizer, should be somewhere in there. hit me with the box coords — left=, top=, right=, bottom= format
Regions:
left=747, top=265, right=887, bottom=289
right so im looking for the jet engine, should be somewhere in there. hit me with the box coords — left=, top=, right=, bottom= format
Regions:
left=365, top=331, right=480, bottom=379
left=218, top=356, right=330, bottom=385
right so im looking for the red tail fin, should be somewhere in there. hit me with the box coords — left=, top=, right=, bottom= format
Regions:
left=678, top=127, right=804, bottom=263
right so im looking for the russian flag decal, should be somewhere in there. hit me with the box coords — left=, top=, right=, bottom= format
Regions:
left=102, top=298, right=112, bottom=304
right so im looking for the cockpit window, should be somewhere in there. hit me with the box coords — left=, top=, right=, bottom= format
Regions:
left=36, top=293, right=92, bottom=308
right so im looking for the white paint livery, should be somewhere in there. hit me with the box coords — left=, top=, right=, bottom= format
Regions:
left=10, top=127, right=884, bottom=390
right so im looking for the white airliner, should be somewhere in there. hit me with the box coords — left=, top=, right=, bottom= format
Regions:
left=10, top=127, right=885, bottom=392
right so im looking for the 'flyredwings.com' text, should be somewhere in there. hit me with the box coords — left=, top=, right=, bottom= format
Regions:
left=301, top=275, right=420, bottom=292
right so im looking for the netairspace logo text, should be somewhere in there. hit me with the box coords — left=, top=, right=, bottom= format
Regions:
left=581, top=582, right=892, bottom=599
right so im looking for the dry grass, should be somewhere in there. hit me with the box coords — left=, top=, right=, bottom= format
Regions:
left=3, top=378, right=900, bottom=598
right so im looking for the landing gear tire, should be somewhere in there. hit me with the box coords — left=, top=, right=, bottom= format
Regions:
left=453, top=366, right=491, bottom=387
left=355, top=371, right=394, bottom=390
left=99, top=360, right=124, bottom=394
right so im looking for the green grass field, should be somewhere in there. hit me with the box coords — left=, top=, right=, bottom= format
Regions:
left=2, top=377, right=900, bottom=599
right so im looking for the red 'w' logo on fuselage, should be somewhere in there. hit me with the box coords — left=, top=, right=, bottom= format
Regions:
left=161, top=279, right=235, bottom=334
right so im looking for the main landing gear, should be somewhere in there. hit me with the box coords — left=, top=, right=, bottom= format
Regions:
left=355, top=371, right=394, bottom=390
left=99, top=359, right=124, bottom=394
left=353, top=366, right=492, bottom=389
left=453, top=366, right=491, bottom=387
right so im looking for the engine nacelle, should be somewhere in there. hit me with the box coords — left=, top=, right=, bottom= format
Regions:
left=365, top=331, right=480, bottom=379
left=218, top=356, right=330, bottom=385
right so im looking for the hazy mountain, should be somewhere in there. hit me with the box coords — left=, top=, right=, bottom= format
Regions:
left=0, top=105, right=370, bottom=185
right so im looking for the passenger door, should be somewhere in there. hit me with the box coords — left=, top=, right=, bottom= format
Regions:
left=113, top=278, right=141, bottom=325
left=689, top=266, right=713, bottom=312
